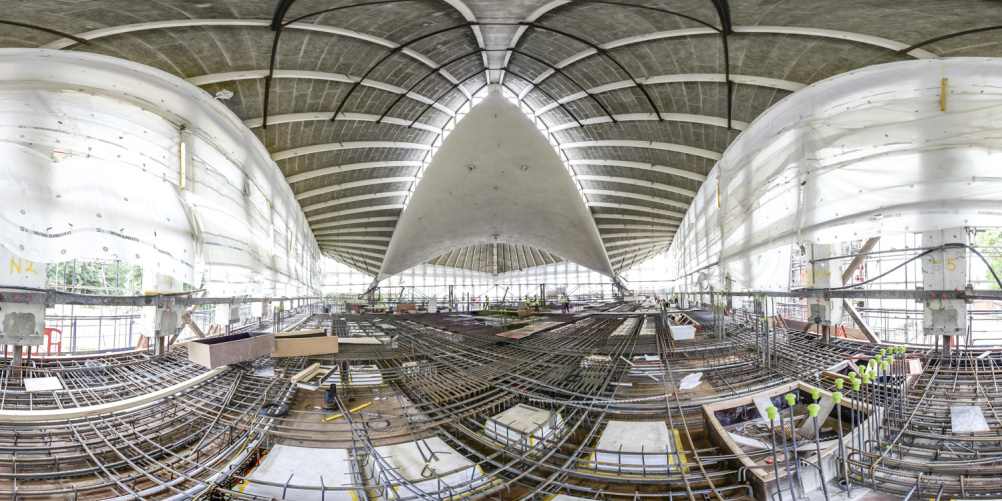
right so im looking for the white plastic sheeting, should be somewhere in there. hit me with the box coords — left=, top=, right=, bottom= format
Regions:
left=666, top=58, right=1002, bottom=292
left=0, top=49, right=320, bottom=296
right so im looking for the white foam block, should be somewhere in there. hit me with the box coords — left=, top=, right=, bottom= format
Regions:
left=243, top=445, right=355, bottom=500
left=669, top=324, right=696, bottom=340
left=253, top=366, right=275, bottom=377
left=24, top=377, right=62, bottom=392
left=679, top=372, right=703, bottom=390
left=951, top=406, right=991, bottom=433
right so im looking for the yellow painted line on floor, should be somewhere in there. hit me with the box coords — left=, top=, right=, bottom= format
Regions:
left=322, top=401, right=373, bottom=422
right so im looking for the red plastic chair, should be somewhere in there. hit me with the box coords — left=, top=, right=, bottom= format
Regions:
left=43, top=328, right=62, bottom=356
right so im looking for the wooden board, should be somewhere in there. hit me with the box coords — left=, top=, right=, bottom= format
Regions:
left=274, top=335, right=339, bottom=358
left=188, top=332, right=275, bottom=369
left=496, top=322, right=562, bottom=340
left=276, top=329, right=326, bottom=338
left=292, top=363, right=322, bottom=383
left=337, top=337, right=383, bottom=345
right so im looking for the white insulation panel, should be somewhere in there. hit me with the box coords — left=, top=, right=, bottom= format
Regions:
left=0, top=49, right=320, bottom=296
left=666, top=58, right=1002, bottom=293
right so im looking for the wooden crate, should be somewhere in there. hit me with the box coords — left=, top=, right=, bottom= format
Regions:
left=273, top=329, right=339, bottom=358
left=188, top=332, right=275, bottom=369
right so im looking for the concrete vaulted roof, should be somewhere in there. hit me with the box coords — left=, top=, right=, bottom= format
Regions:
left=379, top=92, right=615, bottom=280
left=1, top=0, right=1000, bottom=277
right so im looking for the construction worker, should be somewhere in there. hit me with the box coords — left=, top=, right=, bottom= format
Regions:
left=561, top=294, right=570, bottom=313
left=532, top=295, right=540, bottom=312
left=524, top=296, right=531, bottom=311
left=485, top=296, right=490, bottom=310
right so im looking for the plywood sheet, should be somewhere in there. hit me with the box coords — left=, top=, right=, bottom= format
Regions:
left=496, top=322, right=561, bottom=339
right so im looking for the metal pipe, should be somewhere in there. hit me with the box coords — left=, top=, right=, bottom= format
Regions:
left=766, top=406, right=785, bottom=501
left=778, top=404, right=799, bottom=500
left=808, top=402, right=830, bottom=500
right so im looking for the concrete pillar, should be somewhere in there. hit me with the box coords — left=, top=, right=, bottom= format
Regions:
left=806, top=244, right=844, bottom=343
left=1, top=251, right=47, bottom=375
left=141, top=271, right=182, bottom=355
left=921, top=229, right=968, bottom=357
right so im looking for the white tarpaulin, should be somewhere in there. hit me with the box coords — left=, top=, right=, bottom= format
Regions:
left=0, top=49, right=320, bottom=296
left=666, top=58, right=1002, bottom=292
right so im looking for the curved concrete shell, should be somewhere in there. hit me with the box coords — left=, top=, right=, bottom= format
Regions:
left=379, top=92, right=614, bottom=280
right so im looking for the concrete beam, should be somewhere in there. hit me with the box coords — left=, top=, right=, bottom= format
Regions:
left=310, top=206, right=404, bottom=229
left=316, top=235, right=391, bottom=243
left=303, top=191, right=410, bottom=215
left=188, top=70, right=455, bottom=116
left=319, top=241, right=388, bottom=251
left=604, top=237, right=670, bottom=249
left=608, top=242, right=667, bottom=258
left=272, top=142, right=431, bottom=162
left=548, top=112, right=748, bottom=133
left=533, top=74, right=804, bottom=115
left=41, top=19, right=471, bottom=96
left=311, top=216, right=398, bottom=229
left=245, top=112, right=442, bottom=133
left=585, top=192, right=693, bottom=212
left=560, top=140, right=721, bottom=161
left=601, top=231, right=675, bottom=239
left=576, top=174, right=697, bottom=198
left=519, top=25, right=936, bottom=96
left=313, top=226, right=396, bottom=236
left=590, top=212, right=681, bottom=223
left=295, top=177, right=417, bottom=201
left=569, top=159, right=707, bottom=182
left=597, top=223, right=678, bottom=230
left=324, top=246, right=386, bottom=259
left=288, top=161, right=423, bottom=185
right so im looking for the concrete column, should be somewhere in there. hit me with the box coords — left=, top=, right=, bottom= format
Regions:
left=921, top=229, right=968, bottom=357
left=10, top=346, right=22, bottom=379
left=807, top=244, right=844, bottom=343
left=1, top=251, right=47, bottom=375
left=141, top=271, right=182, bottom=355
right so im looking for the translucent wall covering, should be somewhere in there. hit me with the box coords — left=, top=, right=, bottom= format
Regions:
left=0, top=50, right=319, bottom=296
left=322, top=256, right=618, bottom=300
left=666, top=58, right=1002, bottom=293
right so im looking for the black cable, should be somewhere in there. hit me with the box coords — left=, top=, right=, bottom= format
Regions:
left=795, top=247, right=940, bottom=292
left=796, top=242, right=1002, bottom=292
left=963, top=243, right=1002, bottom=290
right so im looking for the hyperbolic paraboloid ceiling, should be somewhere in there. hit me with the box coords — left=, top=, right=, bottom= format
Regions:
left=1, top=0, right=1000, bottom=277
